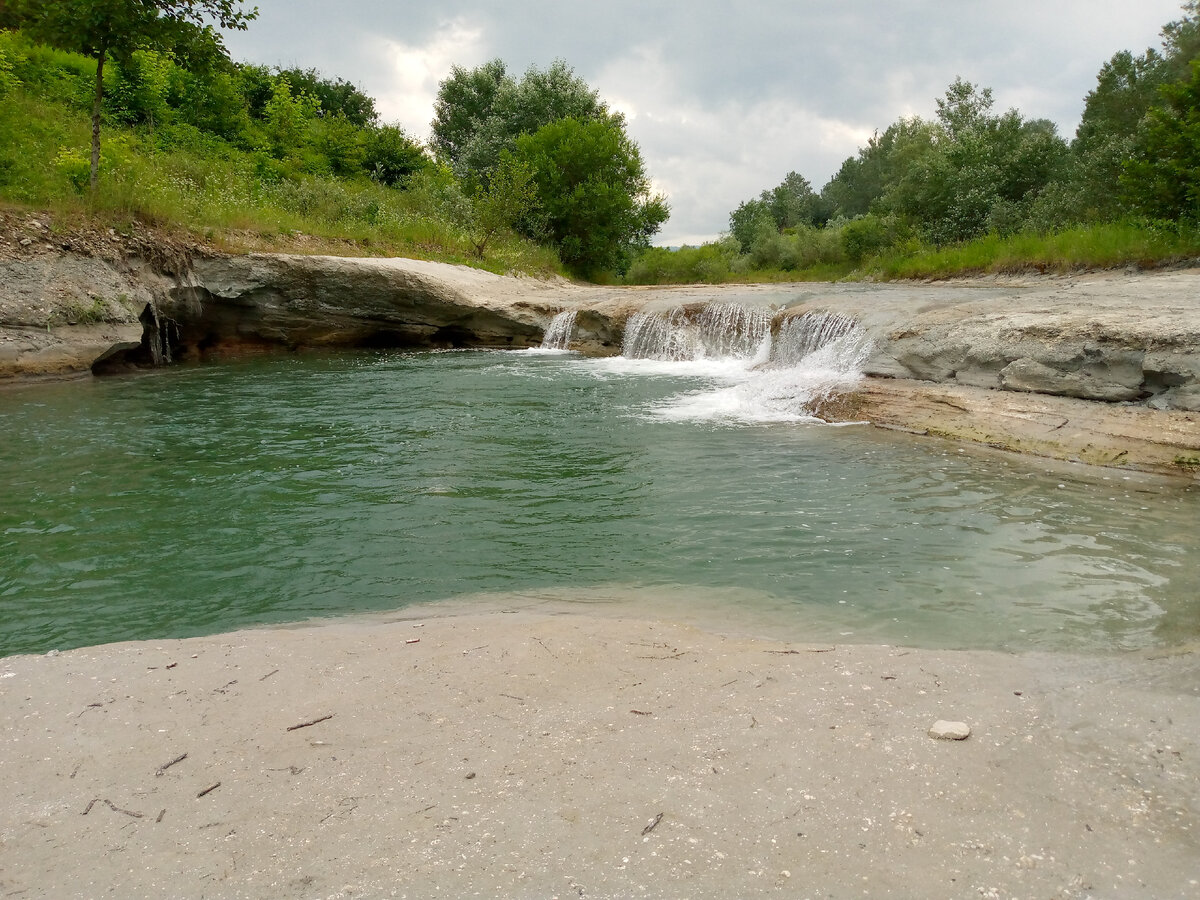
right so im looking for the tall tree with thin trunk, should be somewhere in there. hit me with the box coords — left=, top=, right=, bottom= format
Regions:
left=11, top=0, right=257, bottom=191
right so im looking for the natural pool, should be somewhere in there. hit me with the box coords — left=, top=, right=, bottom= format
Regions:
left=2, top=345, right=1197, bottom=657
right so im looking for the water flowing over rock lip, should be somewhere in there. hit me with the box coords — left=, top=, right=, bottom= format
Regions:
left=1, top=249, right=1198, bottom=475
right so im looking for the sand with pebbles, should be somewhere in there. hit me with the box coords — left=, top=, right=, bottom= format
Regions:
left=2, top=607, right=1199, bottom=898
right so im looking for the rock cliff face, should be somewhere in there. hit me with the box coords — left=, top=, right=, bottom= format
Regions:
left=771, top=274, right=1200, bottom=412
left=0, top=251, right=623, bottom=376
left=0, top=254, right=148, bottom=379
left=869, top=304, right=1199, bottom=411
left=158, top=255, right=553, bottom=358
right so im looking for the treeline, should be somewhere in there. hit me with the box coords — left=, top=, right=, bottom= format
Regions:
left=0, top=0, right=667, bottom=278
left=629, top=1, right=1200, bottom=283
left=0, top=29, right=431, bottom=187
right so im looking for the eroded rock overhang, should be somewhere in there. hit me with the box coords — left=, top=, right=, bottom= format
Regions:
left=5, top=251, right=1199, bottom=414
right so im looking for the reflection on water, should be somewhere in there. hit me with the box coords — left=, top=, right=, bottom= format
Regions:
left=0, top=349, right=1197, bottom=656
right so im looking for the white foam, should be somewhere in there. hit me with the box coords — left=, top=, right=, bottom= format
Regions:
left=573, top=355, right=753, bottom=380
left=509, top=347, right=576, bottom=356
left=610, top=306, right=874, bottom=425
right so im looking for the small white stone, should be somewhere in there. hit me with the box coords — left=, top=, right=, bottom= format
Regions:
left=928, top=719, right=970, bottom=740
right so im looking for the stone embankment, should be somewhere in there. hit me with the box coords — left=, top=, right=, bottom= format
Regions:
left=1, top=231, right=1197, bottom=475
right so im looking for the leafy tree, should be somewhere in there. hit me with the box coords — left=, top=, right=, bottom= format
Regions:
left=467, top=153, right=538, bottom=258
left=935, top=77, right=994, bottom=139
left=234, top=62, right=275, bottom=118
left=430, top=59, right=508, bottom=165
left=513, top=117, right=668, bottom=275
left=9, top=0, right=256, bottom=190
left=264, top=77, right=318, bottom=156
left=276, top=66, right=377, bottom=127
left=728, top=197, right=774, bottom=252
left=766, top=171, right=825, bottom=228
left=820, top=118, right=938, bottom=218
left=1074, top=50, right=1168, bottom=155
left=494, top=59, right=609, bottom=141
left=363, top=124, right=431, bottom=186
left=1163, top=1, right=1200, bottom=79
left=1053, top=3, right=1200, bottom=224
left=882, top=79, right=1068, bottom=242
left=432, top=58, right=613, bottom=182
left=728, top=171, right=829, bottom=253
left=1125, top=57, right=1200, bottom=219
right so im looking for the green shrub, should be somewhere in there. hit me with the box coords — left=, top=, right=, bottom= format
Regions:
left=310, top=114, right=365, bottom=177
left=624, top=238, right=740, bottom=284
left=840, top=213, right=907, bottom=262
left=252, top=150, right=287, bottom=184
left=0, top=39, right=22, bottom=98
left=53, top=147, right=93, bottom=192
left=107, top=49, right=172, bottom=126
left=9, top=37, right=95, bottom=111
left=363, top=124, right=431, bottom=186
left=173, top=69, right=253, bottom=142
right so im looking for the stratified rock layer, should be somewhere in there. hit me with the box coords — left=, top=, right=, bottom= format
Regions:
left=162, top=255, right=556, bottom=356
left=775, top=272, right=1200, bottom=412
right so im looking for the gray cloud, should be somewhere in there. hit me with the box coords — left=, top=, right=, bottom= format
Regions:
left=225, top=0, right=1187, bottom=244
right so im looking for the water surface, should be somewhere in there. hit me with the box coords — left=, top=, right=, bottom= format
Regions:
left=1, top=349, right=1196, bottom=656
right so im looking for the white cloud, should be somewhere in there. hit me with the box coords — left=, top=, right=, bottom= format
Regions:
left=595, top=45, right=876, bottom=245
left=370, top=18, right=488, bottom=140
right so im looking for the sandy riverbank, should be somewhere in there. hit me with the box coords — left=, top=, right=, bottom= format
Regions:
left=2, top=609, right=1198, bottom=898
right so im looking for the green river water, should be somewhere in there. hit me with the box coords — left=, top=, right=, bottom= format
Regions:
left=1, top=348, right=1197, bottom=657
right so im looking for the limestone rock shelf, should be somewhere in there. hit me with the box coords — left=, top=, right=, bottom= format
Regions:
left=2, top=247, right=1197, bottom=475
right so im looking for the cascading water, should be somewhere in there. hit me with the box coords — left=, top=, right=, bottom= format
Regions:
left=621, top=303, right=771, bottom=361
left=617, top=302, right=872, bottom=423
left=770, top=311, right=864, bottom=366
left=621, top=308, right=698, bottom=360
left=540, top=310, right=578, bottom=350
left=698, top=303, right=772, bottom=360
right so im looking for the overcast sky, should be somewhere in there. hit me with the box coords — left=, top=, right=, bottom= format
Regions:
left=225, top=1, right=1187, bottom=245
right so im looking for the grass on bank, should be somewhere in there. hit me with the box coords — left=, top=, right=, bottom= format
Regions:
left=624, top=221, right=1200, bottom=286
left=3, top=40, right=1197, bottom=284
left=869, top=221, right=1200, bottom=279
left=0, top=86, right=565, bottom=275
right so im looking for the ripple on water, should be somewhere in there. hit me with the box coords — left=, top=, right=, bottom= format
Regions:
left=0, top=349, right=1197, bottom=656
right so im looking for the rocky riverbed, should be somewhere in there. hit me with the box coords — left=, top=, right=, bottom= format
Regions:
left=1, top=224, right=1197, bottom=476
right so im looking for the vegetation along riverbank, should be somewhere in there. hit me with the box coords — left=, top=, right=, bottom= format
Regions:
left=1, top=3, right=1200, bottom=283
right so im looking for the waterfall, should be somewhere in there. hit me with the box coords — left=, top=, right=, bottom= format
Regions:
left=617, top=302, right=873, bottom=423
left=770, top=311, right=864, bottom=367
left=622, top=303, right=771, bottom=361
left=540, top=310, right=577, bottom=350
left=621, top=308, right=697, bottom=360
left=698, top=303, right=772, bottom=360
